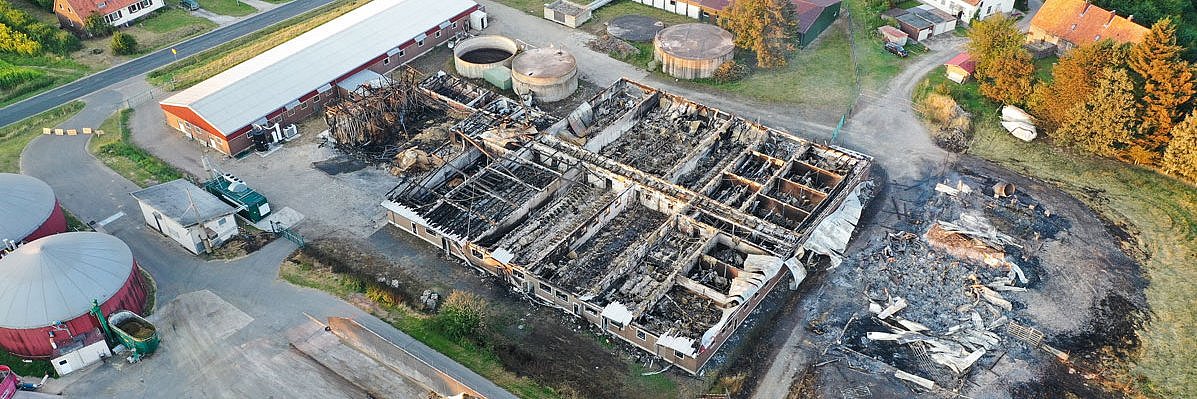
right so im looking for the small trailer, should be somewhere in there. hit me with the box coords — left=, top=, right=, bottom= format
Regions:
left=108, top=311, right=160, bottom=361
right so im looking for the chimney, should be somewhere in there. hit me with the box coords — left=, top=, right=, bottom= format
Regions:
left=1081, top=1, right=1090, bottom=16
left=1105, top=10, right=1116, bottom=27
left=1127, top=15, right=1134, bottom=22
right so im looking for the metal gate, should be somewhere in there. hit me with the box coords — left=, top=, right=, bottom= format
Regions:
left=274, top=225, right=304, bottom=247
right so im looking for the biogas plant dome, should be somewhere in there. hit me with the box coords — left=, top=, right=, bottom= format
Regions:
left=0, top=173, right=67, bottom=243
left=0, top=232, right=148, bottom=358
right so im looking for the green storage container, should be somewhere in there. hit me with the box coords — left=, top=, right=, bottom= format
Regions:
left=108, top=311, right=159, bottom=357
left=484, top=66, right=513, bottom=91
left=205, top=174, right=271, bottom=222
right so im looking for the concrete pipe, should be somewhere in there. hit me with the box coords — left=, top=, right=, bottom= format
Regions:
left=993, top=182, right=1015, bottom=198
left=453, top=35, right=519, bottom=79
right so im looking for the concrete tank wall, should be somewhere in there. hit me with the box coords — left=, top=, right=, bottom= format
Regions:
left=654, top=48, right=733, bottom=79
left=453, top=35, right=519, bottom=79
left=652, top=23, right=736, bottom=80
left=511, top=47, right=579, bottom=103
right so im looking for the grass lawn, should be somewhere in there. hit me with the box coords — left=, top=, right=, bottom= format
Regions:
left=1032, top=55, right=1057, bottom=83
left=127, top=8, right=219, bottom=53
left=0, top=101, right=85, bottom=172
left=0, top=349, right=56, bottom=378
left=588, top=0, right=695, bottom=31
left=696, top=19, right=856, bottom=110
left=88, top=109, right=184, bottom=187
left=148, top=0, right=370, bottom=89
left=196, top=0, right=255, bottom=16
left=914, top=67, right=1197, bottom=398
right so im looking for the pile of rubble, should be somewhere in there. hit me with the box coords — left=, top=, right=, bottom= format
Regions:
left=838, top=173, right=1072, bottom=391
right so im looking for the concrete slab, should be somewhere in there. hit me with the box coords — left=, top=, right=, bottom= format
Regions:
left=252, top=206, right=305, bottom=231
left=289, top=319, right=431, bottom=399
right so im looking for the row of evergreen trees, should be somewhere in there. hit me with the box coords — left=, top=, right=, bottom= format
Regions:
left=968, top=16, right=1197, bottom=182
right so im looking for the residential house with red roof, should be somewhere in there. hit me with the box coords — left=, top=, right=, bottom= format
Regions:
left=1028, top=0, right=1148, bottom=53
left=54, top=0, right=163, bottom=33
left=918, top=0, right=1013, bottom=24
left=628, top=0, right=841, bottom=47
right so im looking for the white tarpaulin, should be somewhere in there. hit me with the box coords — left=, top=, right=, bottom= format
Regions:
left=803, top=183, right=867, bottom=268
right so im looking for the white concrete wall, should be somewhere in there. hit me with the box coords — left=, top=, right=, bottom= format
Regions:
left=51, top=340, right=111, bottom=376
left=105, top=0, right=164, bottom=26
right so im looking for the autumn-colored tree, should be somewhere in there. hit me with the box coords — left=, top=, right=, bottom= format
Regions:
left=1028, top=41, right=1128, bottom=129
left=967, top=15, right=1033, bottom=105
left=1129, top=18, right=1195, bottom=144
left=719, top=0, right=798, bottom=69
left=1161, top=111, right=1197, bottom=181
left=1053, top=68, right=1138, bottom=157
left=978, top=49, right=1035, bottom=105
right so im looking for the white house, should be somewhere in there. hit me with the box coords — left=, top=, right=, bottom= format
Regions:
left=130, top=179, right=238, bottom=255
left=54, top=0, right=164, bottom=33
left=919, top=0, right=1013, bottom=24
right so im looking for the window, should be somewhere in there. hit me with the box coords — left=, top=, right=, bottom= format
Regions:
left=417, top=39, right=424, bottom=46
left=128, top=0, right=152, bottom=13
left=452, top=21, right=458, bottom=28
left=674, top=350, right=685, bottom=359
left=398, top=49, right=405, bottom=57
left=585, top=307, right=597, bottom=315
left=97, top=1, right=107, bottom=8
left=383, top=57, right=391, bottom=65
left=218, top=218, right=226, bottom=225
left=555, top=291, right=568, bottom=301
left=539, top=282, right=551, bottom=291
left=410, top=221, right=417, bottom=232
left=103, top=10, right=122, bottom=23
left=636, top=330, right=646, bottom=340
left=435, top=31, right=441, bottom=38
left=669, top=0, right=675, bottom=5
left=470, top=248, right=483, bottom=258
left=514, top=270, right=525, bottom=279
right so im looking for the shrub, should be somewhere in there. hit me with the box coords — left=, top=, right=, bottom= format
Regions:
left=111, top=32, right=137, bottom=55
left=85, top=14, right=115, bottom=37
left=0, top=65, right=45, bottom=89
left=712, top=60, right=749, bottom=83
left=365, top=283, right=400, bottom=308
left=434, top=291, right=488, bottom=342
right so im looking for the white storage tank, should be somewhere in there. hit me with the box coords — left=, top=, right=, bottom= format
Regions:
left=511, top=47, right=578, bottom=103
left=653, top=23, right=735, bottom=80
left=453, top=35, right=517, bottom=79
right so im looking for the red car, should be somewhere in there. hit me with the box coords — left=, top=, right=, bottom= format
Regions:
left=1, top=366, right=16, bottom=399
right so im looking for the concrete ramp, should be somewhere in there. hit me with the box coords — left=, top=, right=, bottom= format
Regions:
left=290, top=320, right=432, bottom=399
left=327, top=317, right=485, bottom=399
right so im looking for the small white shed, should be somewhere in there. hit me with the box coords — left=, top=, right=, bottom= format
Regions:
left=131, top=179, right=238, bottom=255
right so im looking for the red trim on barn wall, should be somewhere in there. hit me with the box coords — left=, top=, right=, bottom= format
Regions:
left=160, top=103, right=225, bottom=139
left=334, top=54, right=388, bottom=83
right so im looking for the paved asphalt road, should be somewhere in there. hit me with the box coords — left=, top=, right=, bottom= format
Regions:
left=0, top=0, right=337, bottom=128
left=20, top=91, right=518, bottom=398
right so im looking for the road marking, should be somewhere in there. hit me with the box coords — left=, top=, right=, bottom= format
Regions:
left=98, top=211, right=125, bottom=226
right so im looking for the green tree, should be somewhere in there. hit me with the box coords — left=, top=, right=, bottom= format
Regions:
left=719, top=0, right=798, bottom=69
left=1054, top=68, right=1138, bottom=157
left=967, top=15, right=1034, bottom=105
left=434, top=291, right=488, bottom=342
left=1160, top=111, right=1197, bottom=181
left=111, top=31, right=137, bottom=55
left=0, top=23, right=40, bottom=55
left=85, top=13, right=115, bottom=37
left=1029, top=41, right=1129, bottom=129
left=1128, top=18, right=1195, bottom=144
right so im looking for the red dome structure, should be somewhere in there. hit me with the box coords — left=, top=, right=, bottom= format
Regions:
left=0, top=173, right=67, bottom=244
left=0, top=232, right=148, bottom=358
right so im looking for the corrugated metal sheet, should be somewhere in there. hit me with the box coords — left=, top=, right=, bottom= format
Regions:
left=0, top=173, right=61, bottom=243
left=159, top=0, right=477, bottom=135
left=0, top=233, right=139, bottom=330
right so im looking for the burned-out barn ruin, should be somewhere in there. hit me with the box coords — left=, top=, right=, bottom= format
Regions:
left=380, top=78, right=873, bottom=374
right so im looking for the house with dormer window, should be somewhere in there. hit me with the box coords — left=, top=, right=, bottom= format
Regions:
left=54, top=0, right=163, bottom=34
